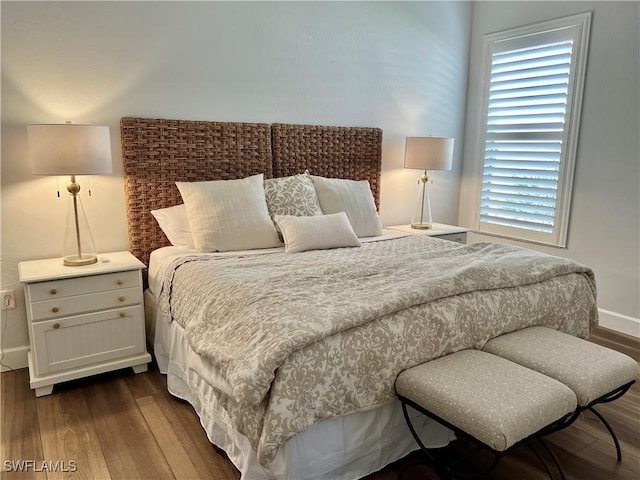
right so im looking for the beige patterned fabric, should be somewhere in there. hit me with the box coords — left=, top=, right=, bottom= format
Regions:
left=157, top=235, right=597, bottom=466
left=396, top=350, right=577, bottom=451
left=263, top=172, right=323, bottom=222
left=483, top=326, right=639, bottom=406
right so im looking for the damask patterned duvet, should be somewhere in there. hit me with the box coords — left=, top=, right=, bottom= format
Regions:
left=157, top=235, right=598, bottom=467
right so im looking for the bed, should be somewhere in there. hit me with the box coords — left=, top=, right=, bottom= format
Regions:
left=121, top=116, right=598, bottom=480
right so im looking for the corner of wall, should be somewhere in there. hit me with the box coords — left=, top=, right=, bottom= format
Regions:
left=598, top=309, right=640, bottom=339
left=0, top=345, right=29, bottom=373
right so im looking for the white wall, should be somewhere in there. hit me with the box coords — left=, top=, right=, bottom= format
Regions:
left=460, top=1, right=640, bottom=336
left=0, top=1, right=472, bottom=368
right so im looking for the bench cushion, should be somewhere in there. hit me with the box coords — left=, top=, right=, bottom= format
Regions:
left=483, top=327, right=639, bottom=406
left=396, top=350, right=577, bottom=451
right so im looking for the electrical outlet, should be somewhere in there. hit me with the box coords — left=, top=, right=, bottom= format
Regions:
left=1, top=290, right=16, bottom=310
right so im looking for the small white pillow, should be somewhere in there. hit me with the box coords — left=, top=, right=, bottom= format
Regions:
left=275, top=212, right=361, bottom=253
left=311, top=176, right=383, bottom=237
left=176, top=174, right=281, bottom=252
left=150, top=204, right=195, bottom=249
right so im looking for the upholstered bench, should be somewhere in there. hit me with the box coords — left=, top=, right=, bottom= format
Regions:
left=483, top=326, right=639, bottom=461
left=395, top=349, right=578, bottom=479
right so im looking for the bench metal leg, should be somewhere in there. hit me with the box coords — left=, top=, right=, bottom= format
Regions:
left=535, top=437, right=566, bottom=480
left=526, top=440, right=555, bottom=480
left=588, top=406, right=622, bottom=462
left=398, top=396, right=576, bottom=480
left=581, top=381, right=633, bottom=462
left=400, top=399, right=502, bottom=480
left=400, top=401, right=449, bottom=478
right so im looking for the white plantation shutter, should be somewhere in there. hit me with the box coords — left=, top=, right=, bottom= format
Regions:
left=476, top=13, right=591, bottom=246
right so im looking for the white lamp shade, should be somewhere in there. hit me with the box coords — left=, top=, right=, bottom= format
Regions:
left=404, top=137, right=454, bottom=171
left=27, top=124, right=113, bottom=175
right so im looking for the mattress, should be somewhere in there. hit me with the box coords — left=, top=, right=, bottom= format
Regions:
left=148, top=296, right=455, bottom=478
left=148, top=232, right=597, bottom=478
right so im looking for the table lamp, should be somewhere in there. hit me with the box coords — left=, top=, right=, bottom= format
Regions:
left=404, top=136, right=454, bottom=229
left=27, top=123, right=112, bottom=266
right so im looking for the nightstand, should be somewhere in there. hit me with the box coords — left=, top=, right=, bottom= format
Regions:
left=19, top=251, right=151, bottom=397
left=387, top=223, right=471, bottom=244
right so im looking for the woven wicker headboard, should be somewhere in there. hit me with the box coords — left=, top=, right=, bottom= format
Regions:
left=121, top=117, right=383, bottom=276
left=271, top=123, right=382, bottom=210
left=121, top=117, right=273, bottom=270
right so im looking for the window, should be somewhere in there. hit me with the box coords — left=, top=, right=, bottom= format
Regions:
left=474, top=13, right=591, bottom=246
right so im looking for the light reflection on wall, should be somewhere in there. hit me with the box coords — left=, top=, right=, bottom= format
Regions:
left=1, top=0, right=472, bottom=357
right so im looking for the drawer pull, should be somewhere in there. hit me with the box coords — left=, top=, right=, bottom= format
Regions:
left=53, top=323, right=60, bottom=329
left=117, top=279, right=124, bottom=286
left=52, top=307, right=59, bottom=313
left=119, top=312, right=127, bottom=318
left=119, top=296, right=126, bottom=302
left=50, top=288, right=57, bottom=295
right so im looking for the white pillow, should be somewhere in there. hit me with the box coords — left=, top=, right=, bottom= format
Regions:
left=311, top=176, right=383, bottom=237
left=275, top=212, right=361, bottom=253
left=150, top=204, right=195, bottom=249
left=176, top=174, right=281, bottom=252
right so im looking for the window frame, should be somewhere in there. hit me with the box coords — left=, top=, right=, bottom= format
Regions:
left=472, top=12, right=592, bottom=247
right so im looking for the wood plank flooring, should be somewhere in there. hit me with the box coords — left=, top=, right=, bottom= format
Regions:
left=2, top=327, right=638, bottom=480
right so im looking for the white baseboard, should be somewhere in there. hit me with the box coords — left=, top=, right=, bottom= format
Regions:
left=598, top=308, right=640, bottom=338
left=0, top=345, right=29, bottom=372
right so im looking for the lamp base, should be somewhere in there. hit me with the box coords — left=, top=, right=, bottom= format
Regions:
left=411, top=222, right=432, bottom=230
left=63, top=254, right=98, bottom=267
left=63, top=179, right=99, bottom=267
left=411, top=172, right=434, bottom=232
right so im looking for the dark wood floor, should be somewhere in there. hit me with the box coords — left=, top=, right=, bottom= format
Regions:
left=2, top=327, right=638, bottom=480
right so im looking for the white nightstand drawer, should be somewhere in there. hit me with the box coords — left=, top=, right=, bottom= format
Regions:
left=28, top=270, right=140, bottom=301
left=29, top=286, right=142, bottom=321
left=31, top=306, right=145, bottom=376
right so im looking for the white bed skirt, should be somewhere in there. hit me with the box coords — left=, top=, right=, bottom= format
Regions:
left=147, top=290, right=454, bottom=480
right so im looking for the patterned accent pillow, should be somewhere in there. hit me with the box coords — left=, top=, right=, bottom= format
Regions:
left=264, top=173, right=323, bottom=222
